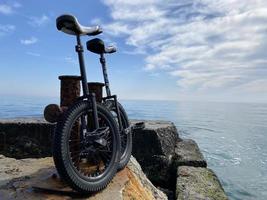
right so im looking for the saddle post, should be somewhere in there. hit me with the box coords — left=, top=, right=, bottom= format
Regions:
left=99, top=53, right=122, bottom=131
left=100, top=53, right=112, bottom=97
left=75, top=35, right=99, bottom=129
left=75, top=35, right=89, bottom=96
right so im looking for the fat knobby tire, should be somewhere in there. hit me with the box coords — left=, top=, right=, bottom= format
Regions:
left=52, top=101, right=121, bottom=193
left=107, top=101, right=132, bottom=170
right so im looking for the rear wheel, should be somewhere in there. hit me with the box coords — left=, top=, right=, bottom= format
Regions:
left=53, top=101, right=120, bottom=193
left=104, top=101, right=132, bottom=170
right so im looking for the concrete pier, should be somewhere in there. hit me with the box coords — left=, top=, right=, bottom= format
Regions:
left=0, top=118, right=228, bottom=200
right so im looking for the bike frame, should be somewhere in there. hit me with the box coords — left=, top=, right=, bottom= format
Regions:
left=75, top=35, right=99, bottom=129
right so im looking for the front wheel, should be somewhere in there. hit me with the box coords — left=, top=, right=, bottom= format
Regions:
left=53, top=101, right=120, bottom=193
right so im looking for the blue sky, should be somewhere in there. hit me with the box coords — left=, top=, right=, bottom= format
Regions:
left=0, top=0, right=266, bottom=102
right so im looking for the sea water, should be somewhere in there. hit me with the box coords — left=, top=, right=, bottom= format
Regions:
left=0, top=96, right=266, bottom=200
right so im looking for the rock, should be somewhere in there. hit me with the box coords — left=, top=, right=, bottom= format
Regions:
left=174, top=139, right=207, bottom=168
left=157, top=187, right=175, bottom=200
left=125, top=156, right=167, bottom=200
left=176, top=166, right=228, bottom=200
left=5, top=136, right=47, bottom=159
left=138, top=154, right=175, bottom=190
left=0, top=155, right=53, bottom=188
left=0, top=118, right=54, bottom=158
left=131, top=120, right=180, bottom=158
left=0, top=155, right=167, bottom=200
left=0, top=119, right=180, bottom=160
left=131, top=120, right=180, bottom=189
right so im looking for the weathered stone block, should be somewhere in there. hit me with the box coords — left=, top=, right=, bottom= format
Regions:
left=131, top=120, right=180, bottom=189
left=174, top=139, right=207, bottom=168
left=139, top=155, right=174, bottom=189
left=131, top=120, right=180, bottom=159
left=0, top=118, right=55, bottom=158
left=176, top=166, right=228, bottom=200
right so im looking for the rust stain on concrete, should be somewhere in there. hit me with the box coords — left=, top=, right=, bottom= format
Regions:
left=122, top=167, right=155, bottom=200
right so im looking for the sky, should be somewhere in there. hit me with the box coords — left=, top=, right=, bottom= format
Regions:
left=0, top=0, right=266, bottom=103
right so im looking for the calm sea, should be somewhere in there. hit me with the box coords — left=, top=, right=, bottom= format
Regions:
left=0, top=96, right=266, bottom=200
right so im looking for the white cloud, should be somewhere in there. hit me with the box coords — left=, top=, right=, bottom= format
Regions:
left=105, top=22, right=129, bottom=36
left=20, top=37, right=38, bottom=45
left=102, top=0, right=267, bottom=100
left=26, top=52, right=40, bottom=57
left=234, top=79, right=267, bottom=93
left=0, top=4, right=13, bottom=15
left=65, top=56, right=78, bottom=66
left=0, top=24, right=15, bottom=36
left=0, top=2, right=21, bottom=15
left=28, top=15, right=49, bottom=27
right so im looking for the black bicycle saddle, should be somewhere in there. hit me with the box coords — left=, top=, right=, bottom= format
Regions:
left=86, top=38, right=116, bottom=54
left=56, top=14, right=102, bottom=36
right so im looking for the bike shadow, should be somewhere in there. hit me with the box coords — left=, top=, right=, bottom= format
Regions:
left=0, top=165, right=94, bottom=199
left=32, top=186, right=93, bottom=199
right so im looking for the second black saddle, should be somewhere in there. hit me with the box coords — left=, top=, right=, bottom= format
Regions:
left=87, top=38, right=116, bottom=54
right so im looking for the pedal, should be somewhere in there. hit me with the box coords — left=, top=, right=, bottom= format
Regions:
left=85, top=127, right=109, bottom=141
left=123, top=127, right=131, bottom=135
left=86, top=127, right=109, bottom=136
left=85, top=127, right=109, bottom=142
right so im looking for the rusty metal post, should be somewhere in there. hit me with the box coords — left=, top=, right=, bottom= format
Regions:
left=59, top=75, right=81, bottom=107
left=44, top=75, right=81, bottom=123
left=44, top=77, right=105, bottom=122
left=58, top=76, right=81, bottom=166
left=88, top=82, right=105, bottom=103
